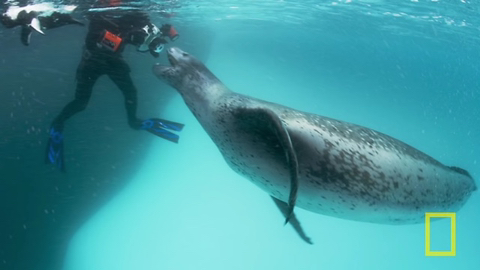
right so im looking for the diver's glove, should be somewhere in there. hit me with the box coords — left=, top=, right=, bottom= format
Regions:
left=160, top=23, right=179, bottom=41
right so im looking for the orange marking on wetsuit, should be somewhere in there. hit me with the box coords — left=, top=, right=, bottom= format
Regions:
left=102, top=31, right=122, bottom=51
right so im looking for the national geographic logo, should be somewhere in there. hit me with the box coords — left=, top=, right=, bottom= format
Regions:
left=425, top=212, right=456, bottom=256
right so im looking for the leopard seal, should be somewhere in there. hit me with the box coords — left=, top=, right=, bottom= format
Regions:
left=153, top=47, right=476, bottom=244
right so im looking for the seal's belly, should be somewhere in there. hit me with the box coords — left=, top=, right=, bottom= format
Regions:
left=211, top=112, right=474, bottom=225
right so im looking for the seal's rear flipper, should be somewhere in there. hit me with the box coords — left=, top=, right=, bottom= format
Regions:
left=449, top=166, right=476, bottom=191
left=236, top=107, right=299, bottom=224
left=449, top=166, right=473, bottom=179
left=20, top=25, right=32, bottom=45
left=271, top=196, right=313, bottom=244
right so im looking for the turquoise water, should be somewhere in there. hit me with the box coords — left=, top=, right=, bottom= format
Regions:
left=1, top=0, right=479, bottom=269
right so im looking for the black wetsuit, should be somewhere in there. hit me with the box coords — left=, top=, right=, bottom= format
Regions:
left=52, top=10, right=152, bottom=131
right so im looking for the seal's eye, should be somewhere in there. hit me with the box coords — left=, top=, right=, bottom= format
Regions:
left=182, top=53, right=189, bottom=57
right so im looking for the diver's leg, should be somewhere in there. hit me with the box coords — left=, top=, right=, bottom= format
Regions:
left=107, top=58, right=142, bottom=129
left=107, top=58, right=184, bottom=143
left=46, top=55, right=102, bottom=171
left=52, top=58, right=101, bottom=130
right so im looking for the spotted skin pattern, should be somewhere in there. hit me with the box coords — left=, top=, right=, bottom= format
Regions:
left=154, top=47, right=477, bottom=225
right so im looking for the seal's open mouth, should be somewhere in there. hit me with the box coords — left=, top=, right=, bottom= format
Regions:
left=153, top=47, right=186, bottom=80
left=167, top=47, right=181, bottom=67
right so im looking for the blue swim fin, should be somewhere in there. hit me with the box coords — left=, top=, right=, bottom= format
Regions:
left=45, top=127, right=65, bottom=172
left=141, top=118, right=184, bottom=143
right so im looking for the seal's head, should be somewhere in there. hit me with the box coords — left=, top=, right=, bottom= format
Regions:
left=153, top=47, right=221, bottom=94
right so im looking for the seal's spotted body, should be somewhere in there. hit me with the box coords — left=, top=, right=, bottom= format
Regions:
left=154, top=47, right=476, bottom=227
left=209, top=95, right=474, bottom=224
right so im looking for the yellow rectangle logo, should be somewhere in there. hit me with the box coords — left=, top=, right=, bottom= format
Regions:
left=425, top=212, right=456, bottom=256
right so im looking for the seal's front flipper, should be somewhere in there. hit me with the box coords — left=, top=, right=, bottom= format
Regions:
left=141, top=118, right=185, bottom=143
left=20, top=25, right=32, bottom=45
left=263, top=108, right=299, bottom=224
left=237, top=107, right=299, bottom=224
left=271, top=196, right=313, bottom=244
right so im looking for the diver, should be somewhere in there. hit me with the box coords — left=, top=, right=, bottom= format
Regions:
left=46, top=0, right=184, bottom=171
